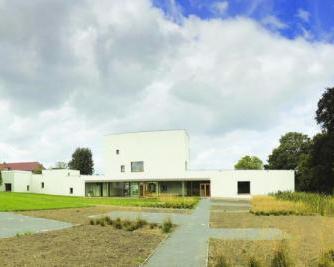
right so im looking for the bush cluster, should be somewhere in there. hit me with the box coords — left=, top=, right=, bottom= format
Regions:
left=89, top=216, right=174, bottom=233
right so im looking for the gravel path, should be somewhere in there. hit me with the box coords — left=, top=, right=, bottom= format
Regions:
left=96, top=199, right=286, bottom=267
left=0, top=212, right=73, bottom=238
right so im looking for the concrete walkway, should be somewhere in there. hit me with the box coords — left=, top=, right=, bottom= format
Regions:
left=0, top=212, right=73, bottom=238
left=97, top=199, right=285, bottom=267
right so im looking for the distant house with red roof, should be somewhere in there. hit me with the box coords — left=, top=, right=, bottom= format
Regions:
left=0, top=162, right=44, bottom=172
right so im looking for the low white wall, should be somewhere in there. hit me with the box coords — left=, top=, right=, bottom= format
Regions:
left=210, top=170, right=295, bottom=198
left=0, top=171, right=31, bottom=192
left=31, top=170, right=85, bottom=196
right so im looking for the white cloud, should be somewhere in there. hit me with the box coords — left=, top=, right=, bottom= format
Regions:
left=261, top=15, right=288, bottom=30
left=296, top=8, right=310, bottom=22
left=0, top=0, right=333, bottom=173
left=211, top=1, right=229, bottom=15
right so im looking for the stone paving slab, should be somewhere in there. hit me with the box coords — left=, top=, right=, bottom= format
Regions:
left=0, top=212, right=73, bottom=238
left=91, top=199, right=286, bottom=267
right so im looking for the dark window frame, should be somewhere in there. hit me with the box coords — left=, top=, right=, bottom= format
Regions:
left=70, top=187, right=73, bottom=194
left=116, top=149, right=120, bottom=155
left=237, top=181, right=250, bottom=194
left=41, top=182, right=44, bottom=189
left=27, top=185, right=30, bottom=191
left=121, top=165, right=125, bottom=172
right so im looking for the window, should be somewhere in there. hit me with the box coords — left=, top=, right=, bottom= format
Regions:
left=116, top=149, right=120, bottom=155
left=5, top=183, right=12, bottom=192
left=41, top=182, right=44, bottom=189
left=121, top=165, right=125, bottom=172
left=70, top=187, right=73, bottom=194
left=27, top=185, right=30, bottom=191
left=238, top=181, right=250, bottom=194
left=131, top=161, right=144, bottom=172
left=161, top=185, right=168, bottom=192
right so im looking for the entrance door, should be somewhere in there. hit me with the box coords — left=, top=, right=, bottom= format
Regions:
left=200, top=183, right=210, bottom=197
left=5, top=183, right=12, bottom=192
left=139, top=184, right=144, bottom=197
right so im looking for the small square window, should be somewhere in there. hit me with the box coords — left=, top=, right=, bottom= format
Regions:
left=70, top=187, right=73, bottom=194
left=121, top=165, right=125, bottom=172
left=27, top=185, right=30, bottom=191
left=131, top=161, right=144, bottom=172
left=238, top=181, right=250, bottom=194
left=116, top=149, right=120, bottom=155
left=41, top=182, right=44, bottom=189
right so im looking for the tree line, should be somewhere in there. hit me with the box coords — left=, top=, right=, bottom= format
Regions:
left=235, top=87, right=334, bottom=194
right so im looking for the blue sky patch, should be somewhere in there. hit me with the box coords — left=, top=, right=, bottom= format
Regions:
left=152, top=0, right=334, bottom=42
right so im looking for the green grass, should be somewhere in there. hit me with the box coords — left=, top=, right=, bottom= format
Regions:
left=0, top=192, right=199, bottom=211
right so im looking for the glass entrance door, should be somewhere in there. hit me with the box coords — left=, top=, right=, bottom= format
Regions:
left=200, top=183, right=210, bottom=197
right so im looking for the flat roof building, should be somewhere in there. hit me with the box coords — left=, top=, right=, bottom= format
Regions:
left=1, top=130, right=294, bottom=198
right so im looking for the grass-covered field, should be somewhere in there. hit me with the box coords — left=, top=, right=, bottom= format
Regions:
left=0, top=192, right=199, bottom=211
left=251, top=192, right=334, bottom=216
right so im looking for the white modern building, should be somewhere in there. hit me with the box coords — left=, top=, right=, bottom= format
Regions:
left=0, top=130, right=295, bottom=198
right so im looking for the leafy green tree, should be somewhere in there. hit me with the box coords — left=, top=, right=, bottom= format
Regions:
left=307, top=132, right=334, bottom=193
left=68, top=147, right=94, bottom=175
left=265, top=132, right=311, bottom=191
left=32, top=165, right=44, bottom=174
left=234, top=155, right=263, bottom=170
left=266, top=132, right=311, bottom=170
left=316, top=87, right=334, bottom=133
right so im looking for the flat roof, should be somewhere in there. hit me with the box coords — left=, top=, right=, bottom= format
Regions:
left=104, top=129, right=188, bottom=136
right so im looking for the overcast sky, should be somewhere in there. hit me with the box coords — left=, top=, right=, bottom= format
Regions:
left=1, top=0, right=334, bottom=173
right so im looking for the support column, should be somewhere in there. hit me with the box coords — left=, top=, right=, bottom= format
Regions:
left=181, top=181, right=185, bottom=197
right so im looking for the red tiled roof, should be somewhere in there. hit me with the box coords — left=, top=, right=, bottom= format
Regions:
left=0, top=162, right=44, bottom=172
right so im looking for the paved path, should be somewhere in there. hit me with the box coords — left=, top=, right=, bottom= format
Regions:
left=0, top=212, right=73, bottom=238
left=97, top=199, right=285, bottom=267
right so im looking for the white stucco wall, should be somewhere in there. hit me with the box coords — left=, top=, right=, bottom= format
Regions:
left=0, top=171, right=31, bottom=192
left=104, top=130, right=189, bottom=179
left=209, top=170, right=295, bottom=198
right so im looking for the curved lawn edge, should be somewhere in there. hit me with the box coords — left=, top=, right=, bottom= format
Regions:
left=0, top=192, right=200, bottom=211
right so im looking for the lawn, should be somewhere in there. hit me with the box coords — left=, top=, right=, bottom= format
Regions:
left=0, top=192, right=199, bottom=211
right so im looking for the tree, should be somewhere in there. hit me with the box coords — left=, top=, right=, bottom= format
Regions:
left=54, top=162, right=68, bottom=169
left=265, top=132, right=311, bottom=191
left=266, top=132, right=311, bottom=170
left=234, top=155, right=263, bottom=170
left=316, top=87, right=334, bottom=133
left=32, top=166, right=43, bottom=174
left=68, top=148, right=94, bottom=175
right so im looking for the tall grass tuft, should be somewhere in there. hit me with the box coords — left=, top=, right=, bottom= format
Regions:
left=271, top=243, right=292, bottom=267
left=214, top=253, right=231, bottom=267
left=318, top=249, right=334, bottom=267
left=161, top=217, right=173, bottom=233
left=248, top=257, right=262, bottom=267
left=274, top=191, right=334, bottom=216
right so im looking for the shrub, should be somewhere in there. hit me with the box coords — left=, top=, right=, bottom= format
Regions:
left=114, top=218, right=122, bottom=229
left=248, top=257, right=262, bottom=267
left=271, top=244, right=292, bottom=267
left=214, top=254, right=231, bottom=267
left=149, top=223, right=158, bottom=229
left=318, top=250, right=334, bottom=267
left=161, top=217, right=173, bottom=233
left=89, top=219, right=96, bottom=225
left=135, top=217, right=147, bottom=228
